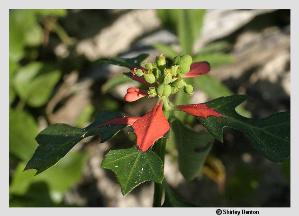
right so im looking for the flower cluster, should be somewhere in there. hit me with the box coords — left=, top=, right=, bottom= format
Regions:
left=103, top=54, right=221, bottom=152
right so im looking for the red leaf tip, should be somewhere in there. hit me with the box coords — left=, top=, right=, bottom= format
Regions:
left=133, top=102, right=170, bottom=152
left=184, top=61, right=210, bottom=78
left=100, top=102, right=170, bottom=152
left=124, top=87, right=147, bottom=102
left=177, top=103, right=221, bottom=118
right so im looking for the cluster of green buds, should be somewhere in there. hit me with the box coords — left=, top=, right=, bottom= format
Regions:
left=136, top=54, right=194, bottom=102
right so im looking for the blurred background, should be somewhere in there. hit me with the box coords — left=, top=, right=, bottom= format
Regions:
left=9, top=9, right=290, bottom=207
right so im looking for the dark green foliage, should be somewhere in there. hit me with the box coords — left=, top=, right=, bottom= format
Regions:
left=171, top=120, right=214, bottom=180
left=25, top=112, right=126, bottom=174
left=199, top=95, right=290, bottom=162
left=163, top=182, right=195, bottom=207
left=98, top=53, right=149, bottom=69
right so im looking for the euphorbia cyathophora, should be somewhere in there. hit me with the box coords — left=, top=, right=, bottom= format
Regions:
left=102, top=54, right=221, bottom=152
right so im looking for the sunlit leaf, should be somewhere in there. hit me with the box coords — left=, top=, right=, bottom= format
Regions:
left=153, top=43, right=178, bottom=58
left=157, top=9, right=205, bottom=54
left=192, top=53, right=234, bottom=68
left=101, top=146, right=164, bottom=195
left=195, top=41, right=231, bottom=55
left=10, top=182, right=55, bottom=207
left=13, top=62, right=61, bottom=107
left=177, top=10, right=205, bottom=54
left=9, top=109, right=38, bottom=161
left=34, top=9, right=67, bottom=17
left=11, top=151, right=87, bottom=195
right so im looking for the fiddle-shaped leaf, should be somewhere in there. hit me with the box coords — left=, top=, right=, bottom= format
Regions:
left=25, top=112, right=126, bottom=174
left=101, top=146, right=164, bottom=195
left=178, top=95, right=290, bottom=162
left=171, top=120, right=214, bottom=180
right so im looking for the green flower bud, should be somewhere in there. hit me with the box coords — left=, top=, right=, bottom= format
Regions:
left=153, top=68, right=161, bottom=79
left=171, top=65, right=179, bottom=76
left=163, top=84, right=172, bottom=97
left=174, top=55, right=192, bottom=74
left=171, top=86, right=179, bottom=94
left=174, top=79, right=186, bottom=89
left=157, top=54, right=166, bottom=67
left=147, top=87, right=157, bottom=97
left=135, top=69, right=143, bottom=77
left=184, top=84, right=194, bottom=94
left=164, top=72, right=173, bottom=84
left=144, top=73, right=156, bottom=84
left=145, top=63, right=153, bottom=70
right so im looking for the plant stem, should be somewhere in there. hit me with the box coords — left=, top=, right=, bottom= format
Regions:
left=153, top=136, right=167, bottom=207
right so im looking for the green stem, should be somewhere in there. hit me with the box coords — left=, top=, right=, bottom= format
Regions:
left=153, top=136, right=167, bottom=207
left=52, top=22, right=74, bottom=45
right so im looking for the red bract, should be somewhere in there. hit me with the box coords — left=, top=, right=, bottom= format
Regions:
left=104, top=102, right=170, bottom=152
left=131, top=102, right=170, bottom=152
left=184, top=61, right=210, bottom=78
left=124, top=87, right=147, bottom=102
left=177, top=103, right=221, bottom=118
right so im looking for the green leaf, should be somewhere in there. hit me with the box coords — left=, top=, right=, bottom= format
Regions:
left=163, top=182, right=195, bottom=207
left=9, top=10, right=44, bottom=61
left=84, top=112, right=126, bottom=142
left=157, top=9, right=205, bottom=54
left=101, top=146, right=164, bottom=195
left=34, top=9, right=67, bottom=17
left=10, top=151, right=87, bottom=196
left=13, top=62, right=61, bottom=107
left=193, top=75, right=232, bottom=98
left=153, top=43, right=178, bottom=58
left=25, top=112, right=126, bottom=174
left=97, top=53, right=149, bottom=69
left=195, top=41, right=231, bottom=55
left=10, top=182, right=55, bottom=207
left=74, top=105, right=94, bottom=127
left=178, top=10, right=205, bottom=54
left=171, top=120, right=214, bottom=180
left=192, top=75, right=251, bottom=118
left=25, top=124, right=85, bottom=174
left=9, top=109, right=38, bottom=161
left=193, top=53, right=234, bottom=68
left=198, top=95, right=290, bottom=162
left=24, top=24, right=43, bottom=46
left=156, top=10, right=179, bottom=33
left=101, top=73, right=138, bottom=93
left=9, top=10, right=31, bottom=61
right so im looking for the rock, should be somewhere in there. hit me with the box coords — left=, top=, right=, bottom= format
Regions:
left=76, top=10, right=161, bottom=60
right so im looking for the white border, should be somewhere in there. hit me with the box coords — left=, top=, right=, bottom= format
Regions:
left=1, top=1, right=298, bottom=216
